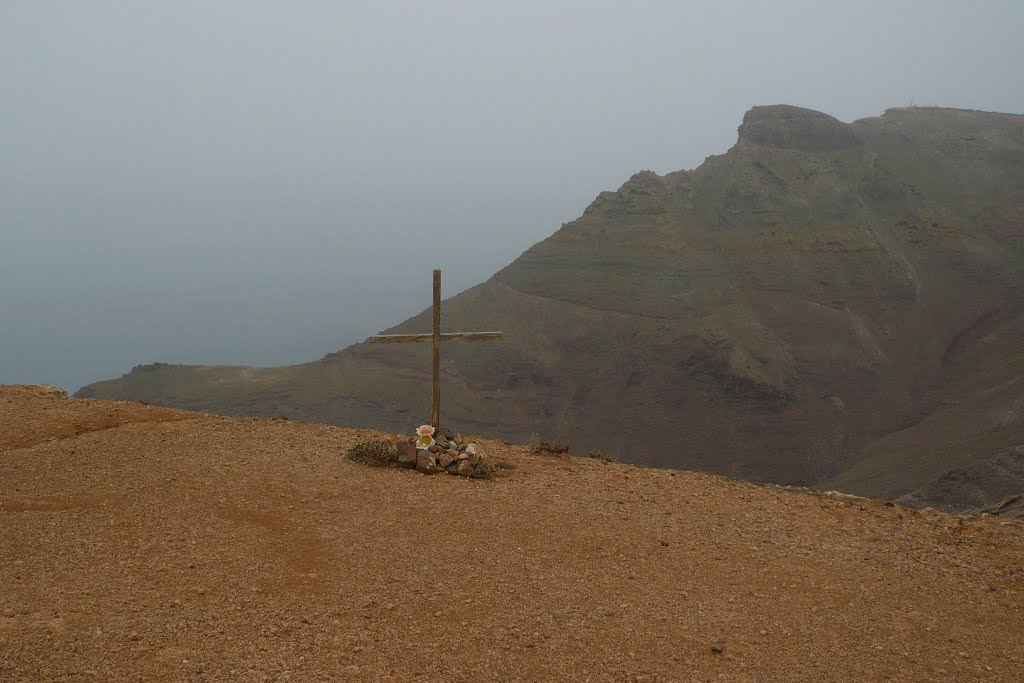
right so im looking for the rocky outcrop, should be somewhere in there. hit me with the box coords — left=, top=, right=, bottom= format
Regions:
left=738, top=105, right=862, bottom=151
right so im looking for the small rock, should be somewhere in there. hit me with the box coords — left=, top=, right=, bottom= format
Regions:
left=710, top=644, right=724, bottom=655
left=438, top=452, right=453, bottom=469
left=456, top=452, right=470, bottom=461
left=428, top=444, right=441, bottom=454
left=446, top=463, right=459, bottom=474
left=416, top=450, right=439, bottom=474
left=457, top=460, right=475, bottom=477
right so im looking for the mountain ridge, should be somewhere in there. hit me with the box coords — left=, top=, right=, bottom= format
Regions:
left=78, top=104, right=1024, bottom=508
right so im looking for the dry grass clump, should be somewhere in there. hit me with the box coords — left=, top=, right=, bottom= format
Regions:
left=588, top=449, right=616, bottom=464
left=345, top=439, right=397, bottom=467
left=470, top=457, right=498, bottom=480
left=531, top=440, right=569, bottom=455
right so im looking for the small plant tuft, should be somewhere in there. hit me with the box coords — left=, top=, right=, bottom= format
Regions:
left=588, top=449, right=616, bottom=464
left=346, top=439, right=398, bottom=467
left=470, top=457, right=498, bottom=480
left=532, top=440, right=569, bottom=455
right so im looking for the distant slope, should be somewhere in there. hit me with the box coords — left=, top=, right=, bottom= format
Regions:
left=4, top=386, right=1024, bottom=681
left=78, top=105, right=1024, bottom=506
left=895, top=447, right=1024, bottom=513
left=821, top=307, right=1024, bottom=502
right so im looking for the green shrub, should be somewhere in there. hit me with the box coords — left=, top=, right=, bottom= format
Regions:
left=346, top=439, right=397, bottom=467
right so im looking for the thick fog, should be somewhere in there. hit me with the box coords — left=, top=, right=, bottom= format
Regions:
left=2, top=1, right=1023, bottom=391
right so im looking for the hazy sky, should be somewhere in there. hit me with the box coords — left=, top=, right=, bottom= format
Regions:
left=3, top=1, right=1023, bottom=391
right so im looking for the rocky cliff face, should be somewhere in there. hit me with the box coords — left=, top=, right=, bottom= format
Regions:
left=78, top=105, right=1024, bottom=503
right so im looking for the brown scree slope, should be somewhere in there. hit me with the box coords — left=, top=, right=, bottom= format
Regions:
left=3, top=385, right=1023, bottom=681
left=76, top=105, right=1024, bottom=509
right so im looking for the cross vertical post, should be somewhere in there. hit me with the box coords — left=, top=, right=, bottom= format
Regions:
left=432, top=268, right=441, bottom=433
left=366, top=269, right=502, bottom=434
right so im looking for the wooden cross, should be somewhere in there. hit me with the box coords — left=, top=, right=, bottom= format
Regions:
left=367, top=269, right=502, bottom=432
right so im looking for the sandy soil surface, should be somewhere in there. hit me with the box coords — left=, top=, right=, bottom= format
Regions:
left=2, top=384, right=1022, bottom=682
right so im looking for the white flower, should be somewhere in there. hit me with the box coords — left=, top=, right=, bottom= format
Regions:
left=416, top=424, right=435, bottom=438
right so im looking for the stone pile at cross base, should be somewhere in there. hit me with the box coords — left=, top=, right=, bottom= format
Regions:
left=398, top=428, right=487, bottom=477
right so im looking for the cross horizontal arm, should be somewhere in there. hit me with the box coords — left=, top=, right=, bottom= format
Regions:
left=367, top=331, right=503, bottom=344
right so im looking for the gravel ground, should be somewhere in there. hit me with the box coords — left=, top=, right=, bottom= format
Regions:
left=2, top=384, right=1022, bottom=682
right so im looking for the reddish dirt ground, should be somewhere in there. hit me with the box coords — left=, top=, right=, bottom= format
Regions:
left=2, top=385, right=1022, bottom=682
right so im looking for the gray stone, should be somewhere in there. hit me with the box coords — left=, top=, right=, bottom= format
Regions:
left=438, top=452, right=453, bottom=469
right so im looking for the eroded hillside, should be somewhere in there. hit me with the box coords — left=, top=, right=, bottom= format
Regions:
left=77, top=105, right=1024, bottom=505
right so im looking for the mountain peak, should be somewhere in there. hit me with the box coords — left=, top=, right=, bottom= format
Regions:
left=738, top=103, right=861, bottom=151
